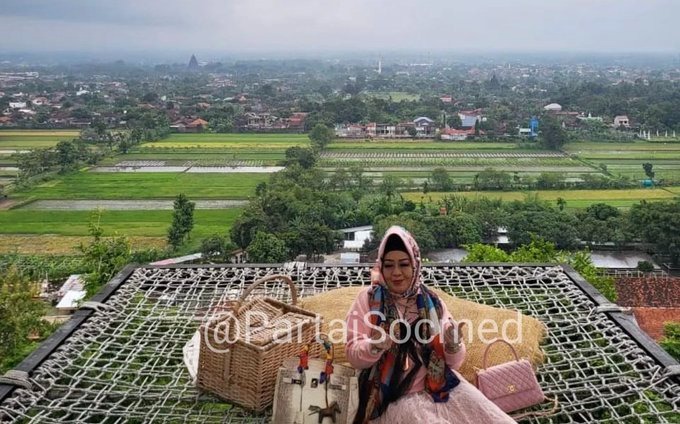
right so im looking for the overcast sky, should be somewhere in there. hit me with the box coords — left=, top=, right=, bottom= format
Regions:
left=1, top=0, right=679, bottom=57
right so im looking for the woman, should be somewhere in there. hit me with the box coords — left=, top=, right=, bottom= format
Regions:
left=345, top=225, right=516, bottom=424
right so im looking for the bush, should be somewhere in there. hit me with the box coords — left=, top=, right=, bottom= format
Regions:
left=660, top=322, right=680, bottom=361
left=636, top=260, right=654, bottom=273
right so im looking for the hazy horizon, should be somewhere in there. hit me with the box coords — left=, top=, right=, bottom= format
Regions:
left=2, top=0, right=679, bottom=60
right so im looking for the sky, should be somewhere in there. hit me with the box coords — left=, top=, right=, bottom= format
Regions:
left=1, top=0, right=679, bottom=58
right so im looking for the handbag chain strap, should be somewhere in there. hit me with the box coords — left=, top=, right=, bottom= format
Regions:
left=482, top=338, right=520, bottom=369
left=512, top=396, right=560, bottom=420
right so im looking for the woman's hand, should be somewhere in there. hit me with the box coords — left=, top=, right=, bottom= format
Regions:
left=369, top=327, right=393, bottom=354
left=444, top=319, right=465, bottom=353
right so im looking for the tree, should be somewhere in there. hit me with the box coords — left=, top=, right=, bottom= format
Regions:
left=246, top=231, right=288, bottom=263
left=200, top=234, right=236, bottom=262
left=284, top=146, right=317, bottom=169
left=0, top=263, right=53, bottom=372
left=379, top=175, right=401, bottom=199
left=642, top=162, right=655, bottom=180
left=660, top=322, right=680, bottom=361
left=475, top=168, right=512, bottom=191
left=429, top=167, right=454, bottom=192
left=463, top=238, right=617, bottom=302
left=636, top=260, right=654, bottom=272
left=142, top=92, right=159, bottom=103
left=628, top=200, right=680, bottom=265
left=539, top=115, right=568, bottom=150
left=556, top=197, right=566, bottom=211
left=55, top=140, right=84, bottom=172
left=78, top=209, right=132, bottom=296
left=167, top=194, right=195, bottom=250
left=230, top=209, right=268, bottom=249
left=506, top=209, right=580, bottom=249
left=210, top=117, right=233, bottom=133
left=308, top=124, right=335, bottom=150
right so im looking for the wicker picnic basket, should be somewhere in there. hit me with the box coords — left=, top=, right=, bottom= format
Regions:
left=197, top=274, right=322, bottom=412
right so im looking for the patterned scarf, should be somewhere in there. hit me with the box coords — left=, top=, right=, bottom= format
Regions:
left=356, top=226, right=460, bottom=423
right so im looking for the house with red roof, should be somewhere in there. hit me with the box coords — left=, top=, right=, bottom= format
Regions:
left=615, top=275, right=680, bottom=341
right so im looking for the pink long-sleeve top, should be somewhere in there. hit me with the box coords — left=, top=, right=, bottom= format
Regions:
left=345, top=286, right=466, bottom=395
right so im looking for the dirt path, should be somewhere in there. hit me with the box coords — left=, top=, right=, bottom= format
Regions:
left=0, top=198, right=18, bottom=210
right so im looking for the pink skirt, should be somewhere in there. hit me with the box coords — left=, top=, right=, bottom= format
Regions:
left=370, top=371, right=516, bottom=424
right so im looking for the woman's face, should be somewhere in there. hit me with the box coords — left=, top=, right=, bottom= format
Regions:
left=382, top=250, right=414, bottom=295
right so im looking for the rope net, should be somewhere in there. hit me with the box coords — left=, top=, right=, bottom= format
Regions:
left=0, top=265, right=678, bottom=423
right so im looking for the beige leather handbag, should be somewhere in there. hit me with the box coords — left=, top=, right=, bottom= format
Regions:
left=272, top=339, right=359, bottom=424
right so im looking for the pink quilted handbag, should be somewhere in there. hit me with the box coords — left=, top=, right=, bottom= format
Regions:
left=476, top=339, right=546, bottom=414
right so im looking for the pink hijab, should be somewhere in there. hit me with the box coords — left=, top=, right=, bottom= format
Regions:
left=370, top=225, right=423, bottom=320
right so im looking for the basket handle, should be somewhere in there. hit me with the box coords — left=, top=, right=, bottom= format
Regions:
left=482, top=339, right=519, bottom=370
left=236, top=274, right=298, bottom=314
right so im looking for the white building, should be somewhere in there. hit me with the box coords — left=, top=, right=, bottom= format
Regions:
left=56, top=274, right=86, bottom=315
left=340, top=225, right=373, bottom=251
left=543, top=103, right=562, bottom=112
left=614, top=115, right=630, bottom=128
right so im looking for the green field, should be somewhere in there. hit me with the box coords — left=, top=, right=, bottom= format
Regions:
left=99, top=153, right=285, bottom=165
left=0, top=130, right=80, bottom=149
left=0, top=209, right=242, bottom=238
left=4, top=131, right=680, bottom=254
left=403, top=187, right=680, bottom=208
left=367, top=92, right=421, bottom=102
left=565, top=141, right=680, bottom=152
left=327, top=141, right=521, bottom=150
left=565, top=141, right=680, bottom=182
left=140, top=133, right=309, bottom=149
left=12, top=172, right=267, bottom=200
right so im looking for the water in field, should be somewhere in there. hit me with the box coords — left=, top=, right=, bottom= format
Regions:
left=0, top=150, right=29, bottom=154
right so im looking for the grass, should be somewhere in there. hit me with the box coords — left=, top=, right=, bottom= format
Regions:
left=0, top=209, right=243, bottom=238
left=403, top=187, right=680, bottom=207
left=12, top=172, right=268, bottom=200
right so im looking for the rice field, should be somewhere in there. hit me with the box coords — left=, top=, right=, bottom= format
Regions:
left=11, top=172, right=268, bottom=200
left=139, top=133, right=309, bottom=150
left=402, top=187, right=680, bottom=208
left=565, top=141, right=680, bottom=151
left=0, top=235, right=166, bottom=255
left=4, top=131, right=680, bottom=253
left=320, top=157, right=582, bottom=169
left=565, top=141, right=680, bottom=182
left=0, top=130, right=80, bottom=149
left=327, top=141, right=520, bottom=150
left=0, top=209, right=242, bottom=238
left=367, top=92, right=421, bottom=102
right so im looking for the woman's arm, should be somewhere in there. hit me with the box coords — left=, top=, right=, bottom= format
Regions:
left=345, top=288, right=384, bottom=369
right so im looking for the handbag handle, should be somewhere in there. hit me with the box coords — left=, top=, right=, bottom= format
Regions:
left=482, top=339, right=520, bottom=370
left=236, top=274, right=298, bottom=314
left=316, top=333, right=335, bottom=360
